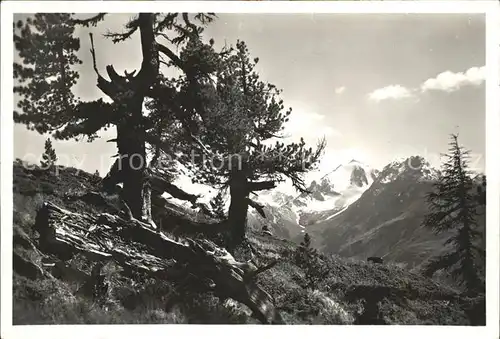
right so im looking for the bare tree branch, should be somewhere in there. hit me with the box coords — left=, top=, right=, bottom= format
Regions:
left=156, top=42, right=183, bottom=69
left=89, top=33, right=100, bottom=77
left=248, top=181, right=276, bottom=192
left=247, top=198, right=266, bottom=219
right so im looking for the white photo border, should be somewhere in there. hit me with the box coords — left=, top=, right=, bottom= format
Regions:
left=1, top=1, right=499, bottom=339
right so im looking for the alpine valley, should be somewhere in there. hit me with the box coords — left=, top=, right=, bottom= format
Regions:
left=169, top=155, right=485, bottom=270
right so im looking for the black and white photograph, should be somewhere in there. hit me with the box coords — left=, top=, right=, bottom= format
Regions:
left=1, top=1, right=499, bottom=338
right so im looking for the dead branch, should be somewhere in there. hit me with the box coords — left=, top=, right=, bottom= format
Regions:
left=35, top=201, right=279, bottom=324
left=156, top=42, right=183, bottom=69
left=88, top=34, right=120, bottom=99
left=247, top=198, right=266, bottom=219
left=248, top=180, right=276, bottom=192
left=149, top=173, right=200, bottom=204
left=89, top=33, right=100, bottom=76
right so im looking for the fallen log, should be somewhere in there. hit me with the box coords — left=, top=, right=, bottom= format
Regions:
left=34, top=201, right=278, bottom=324
left=152, top=196, right=229, bottom=236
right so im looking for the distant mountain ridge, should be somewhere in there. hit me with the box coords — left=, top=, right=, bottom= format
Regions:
left=162, top=155, right=484, bottom=269
left=292, top=156, right=484, bottom=269
left=246, top=159, right=378, bottom=239
left=260, top=159, right=377, bottom=211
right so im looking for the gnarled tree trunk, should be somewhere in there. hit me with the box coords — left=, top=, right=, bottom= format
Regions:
left=91, top=13, right=157, bottom=221
left=115, top=102, right=147, bottom=219
left=228, top=169, right=249, bottom=249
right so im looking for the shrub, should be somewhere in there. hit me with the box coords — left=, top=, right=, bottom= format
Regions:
left=278, top=288, right=352, bottom=324
left=294, top=233, right=329, bottom=290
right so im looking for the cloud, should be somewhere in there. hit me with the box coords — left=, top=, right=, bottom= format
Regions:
left=420, top=66, right=485, bottom=92
left=334, top=86, right=346, bottom=94
left=368, top=85, right=413, bottom=102
left=367, top=65, right=485, bottom=103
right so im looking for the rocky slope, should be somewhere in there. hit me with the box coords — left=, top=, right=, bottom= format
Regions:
left=12, top=160, right=484, bottom=325
left=309, top=157, right=443, bottom=266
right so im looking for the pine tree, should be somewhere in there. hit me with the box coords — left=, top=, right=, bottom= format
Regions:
left=40, top=138, right=58, bottom=169
left=295, top=233, right=314, bottom=267
left=422, top=134, right=484, bottom=295
left=209, top=191, right=226, bottom=220
left=178, top=41, right=326, bottom=248
left=301, top=233, right=312, bottom=248
left=294, top=233, right=329, bottom=290
left=14, top=13, right=216, bottom=220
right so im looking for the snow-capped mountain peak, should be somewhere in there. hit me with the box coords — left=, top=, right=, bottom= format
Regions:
left=249, top=160, right=379, bottom=228
left=377, top=156, right=440, bottom=184
left=316, top=159, right=376, bottom=193
left=156, top=155, right=443, bottom=245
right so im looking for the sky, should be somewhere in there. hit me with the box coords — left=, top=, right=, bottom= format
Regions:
left=13, top=13, right=486, bottom=176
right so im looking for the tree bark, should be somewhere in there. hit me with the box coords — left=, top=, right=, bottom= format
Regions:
left=91, top=14, right=158, bottom=221
left=117, top=13, right=157, bottom=219
left=116, top=104, right=146, bottom=219
left=228, top=169, right=250, bottom=248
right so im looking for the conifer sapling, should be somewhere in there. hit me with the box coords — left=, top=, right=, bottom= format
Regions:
left=40, top=138, right=58, bottom=170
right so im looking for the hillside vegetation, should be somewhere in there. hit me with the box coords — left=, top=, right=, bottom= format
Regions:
left=12, top=161, right=484, bottom=325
